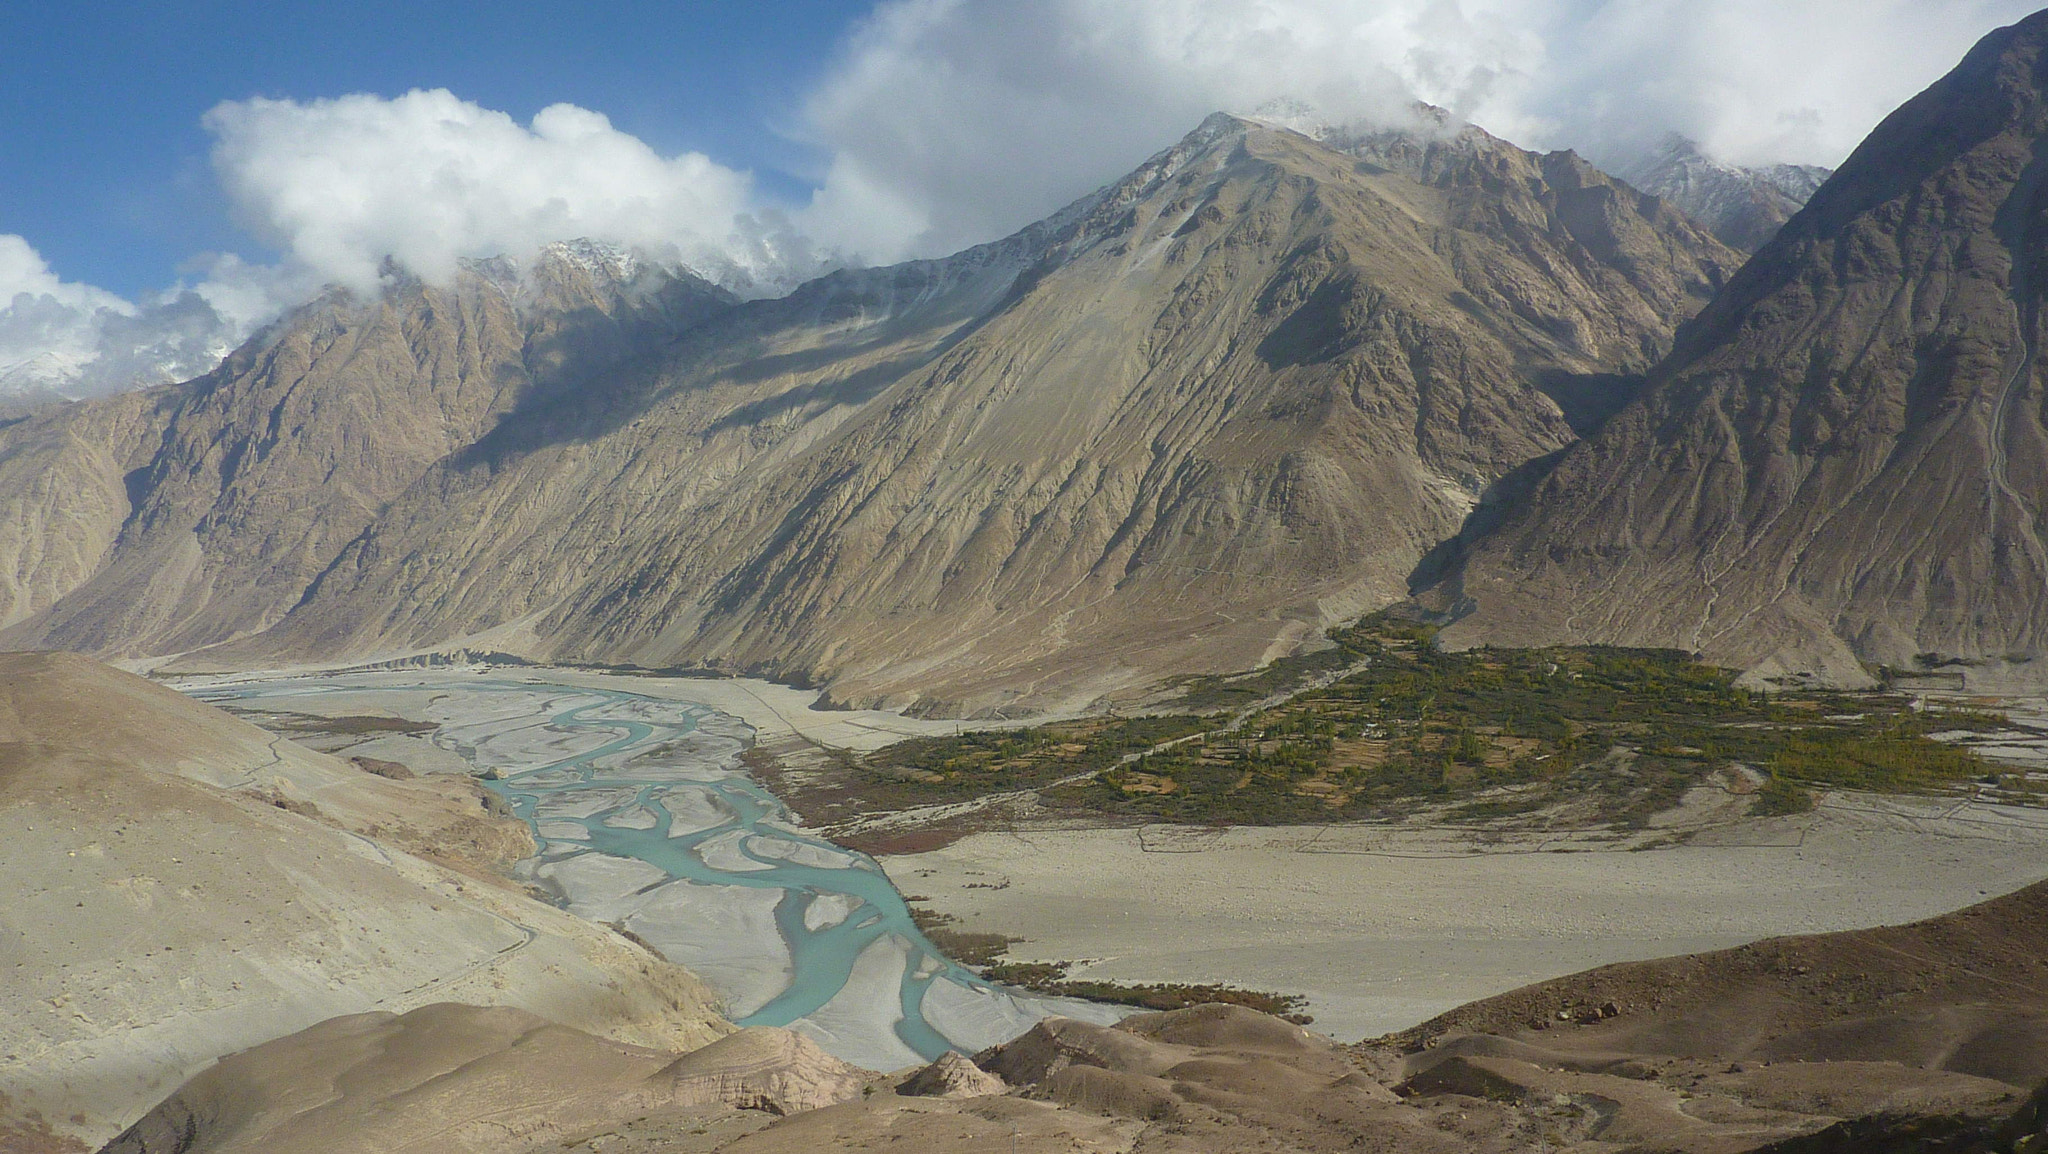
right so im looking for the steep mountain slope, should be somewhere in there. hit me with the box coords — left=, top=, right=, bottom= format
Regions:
left=1611, top=134, right=1831, bottom=252
left=0, top=243, right=733, bottom=656
left=1444, top=13, right=2048, bottom=686
left=228, top=115, right=1735, bottom=713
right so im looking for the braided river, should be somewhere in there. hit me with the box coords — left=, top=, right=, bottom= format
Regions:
left=192, top=672, right=1117, bottom=1070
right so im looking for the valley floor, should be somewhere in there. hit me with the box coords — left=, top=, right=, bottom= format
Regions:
left=879, top=789, right=2048, bottom=1043
left=192, top=663, right=2048, bottom=1051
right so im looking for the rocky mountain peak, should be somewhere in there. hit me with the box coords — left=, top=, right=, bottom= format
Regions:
left=1607, top=133, right=1832, bottom=252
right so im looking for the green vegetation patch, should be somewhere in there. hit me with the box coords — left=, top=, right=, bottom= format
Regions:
left=910, top=901, right=1313, bottom=1022
left=866, top=615, right=2013, bottom=828
left=863, top=715, right=1208, bottom=800
left=980, top=961, right=1313, bottom=1024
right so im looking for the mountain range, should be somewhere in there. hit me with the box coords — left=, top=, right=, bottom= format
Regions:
left=0, top=112, right=1738, bottom=713
left=3, top=12, right=2045, bottom=709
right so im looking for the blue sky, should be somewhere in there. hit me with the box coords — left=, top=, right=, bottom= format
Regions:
left=1, top=1, right=2038, bottom=397
left=1, top=1, right=872, bottom=297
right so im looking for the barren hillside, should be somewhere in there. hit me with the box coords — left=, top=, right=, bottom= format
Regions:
left=1442, top=12, right=2048, bottom=688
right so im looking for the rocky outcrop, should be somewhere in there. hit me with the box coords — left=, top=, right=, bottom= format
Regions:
left=898, top=1051, right=1007, bottom=1099
left=1443, top=11, right=2048, bottom=687
left=660, top=1028, right=869, bottom=1115
left=0, top=113, right=1734, bottom=715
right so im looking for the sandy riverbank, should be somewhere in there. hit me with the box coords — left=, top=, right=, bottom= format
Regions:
left=880, top=794, right=2048, bottom=1043
left=172, top=665, right=970, bottom=751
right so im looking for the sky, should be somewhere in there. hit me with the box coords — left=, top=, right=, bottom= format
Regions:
left=1, top=0, right=2039, bottom=395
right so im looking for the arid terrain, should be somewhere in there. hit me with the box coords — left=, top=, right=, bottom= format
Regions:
left=882, top=791, right=2048, bottom=1042
left=1438, top=12, right=2048, bottom=687
left=0, top=107, right=1742, bottom=716
left=95, top=886, right=2048, bottom=1154
left=6, top=9, right=2048, bottom=1154
left=4, top=649, right=2044, bottom=1152
left=0, top=655, right=770, bottom=1150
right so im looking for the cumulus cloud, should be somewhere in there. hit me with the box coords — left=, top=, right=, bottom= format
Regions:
left=3, top=89, right=831, bottom=399
left=1519, top=0, right=2042, bottom=168
left=798, top=0, right=1547, bottom=260
left=794, top=0, right=2042, bottom=261
left=0, top=235, right=131, bottom=317
left=203, top=89, right=818, bottom=296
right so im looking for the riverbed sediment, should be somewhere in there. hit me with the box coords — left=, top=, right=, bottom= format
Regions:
left=186, top=669, right=1117, bottom=1071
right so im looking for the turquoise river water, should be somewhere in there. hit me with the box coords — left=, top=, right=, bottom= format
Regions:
left=190, top=674, right=1083, bottom=1064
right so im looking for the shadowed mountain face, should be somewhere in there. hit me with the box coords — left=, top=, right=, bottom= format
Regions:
left=1442, top=12, right=2048, bottom=688
left=0, top=115, right=1736, bottom=714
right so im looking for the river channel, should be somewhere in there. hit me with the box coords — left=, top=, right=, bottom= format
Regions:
left=189, top=671, right=1118, bottom=1070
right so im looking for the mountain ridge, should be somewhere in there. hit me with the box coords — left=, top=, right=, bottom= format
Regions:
left=1438, top=10, right=2048, bottom=687
left=226, top=113, right=1738, bottom=712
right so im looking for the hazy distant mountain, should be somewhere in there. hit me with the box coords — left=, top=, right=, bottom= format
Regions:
left=0, top=288, right=238, bottom=402
left=1610, top=134, right=1832, bottom=252
left=0, top=115, right=1736, bottom=714
left=1441, top=12, right=2048, bottom=687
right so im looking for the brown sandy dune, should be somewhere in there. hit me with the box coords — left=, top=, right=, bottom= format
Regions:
left=1388, top=879, right=2048, bottom=1083
left=1357, top=881, right=2048, bottom=1152
left=0, top=652, right=729, bottom=1149
left=0, top=651, right=530, bottom=874
left=613, top=886, right=2048, bottom=1152
left=102, top=939, right=2048, bottom=1154
left=97, top=1006, right=866, bottom=1154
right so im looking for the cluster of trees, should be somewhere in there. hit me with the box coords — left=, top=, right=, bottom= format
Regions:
left=873, top=615, right=2011, bottom=827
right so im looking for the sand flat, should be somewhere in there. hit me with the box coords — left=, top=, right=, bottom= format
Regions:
left=882, top=794, right=2048, bottom=1042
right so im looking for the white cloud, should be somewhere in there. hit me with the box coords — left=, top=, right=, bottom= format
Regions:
left=3, top=2, right=2040, bottom=399
left=795, top=0, right=2042, bottom=261
left=203, top=88, right=799, bottom=296
left=3, top=89, right=824, bottom=398
left=0, top=234, right=131, bottom=320
left=1521, top=0, right=2043, bottom=168
left=797, top=0, right=1545, bottom=261
left=0, top=235, right=237, bottom=399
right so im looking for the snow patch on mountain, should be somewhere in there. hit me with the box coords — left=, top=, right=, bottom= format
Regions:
left=1609, top=134, right=1832, bottom=251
